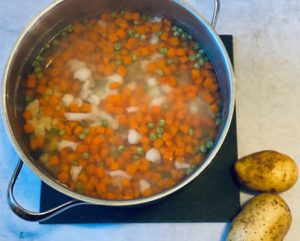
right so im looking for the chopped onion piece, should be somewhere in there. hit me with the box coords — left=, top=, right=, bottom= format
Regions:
left=108, top=170, right=132, bottom=179
left=145, top=148, right=161, bottom=163
left=97, top=19, right=107, bottom=28
left=150, top=34, right=159, bottom=44
left=188, top=101, right=199, bottom=114
left=74, top=67, right=92, bottom=81
left=26, top=99, right=39, bottom=116
left=147, top=77, right=157, bottom=87
left=64, top=112, right=92, bottom=121
left=87, top=95, right=100, bottom=106
left=152, top=16, right=162, bottom=22
left=70, top=165, right=83, bottom=182
left=150, top=96, right=165, bottom=106
left=107, top=74, right=123, bottom=83
left=58, top=140, right=78, bottom=151
left=68, top=59, right=86, bottom=72
left=62, top=94, right=75, bottom=107
left=128, top=129, right=141, bottom=144
left=161, top=84, right=172, bottom=94
left=126, top=106, right=139, bottom=113
left=127, top=82, right=137, bottom=90
left=174, top=161, right=191, bottom=169
left=139, top=179, right=151, bottom=194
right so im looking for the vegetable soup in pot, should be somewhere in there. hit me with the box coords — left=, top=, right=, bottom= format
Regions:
left=22, top=11, right=222, bottom=200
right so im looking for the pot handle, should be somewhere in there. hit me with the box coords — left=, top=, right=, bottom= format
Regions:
left=7, top=160, right=85, bottom=222
left=211, top=0, right=220, bottom=28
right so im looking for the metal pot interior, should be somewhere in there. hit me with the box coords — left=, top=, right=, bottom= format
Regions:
left=2, top=0, right=234, bottom=206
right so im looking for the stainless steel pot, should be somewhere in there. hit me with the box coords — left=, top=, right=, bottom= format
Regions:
left=2, top=0, right=235, bottom=222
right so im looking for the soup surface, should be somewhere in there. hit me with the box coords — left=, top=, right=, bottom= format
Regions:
left=23, top=11, right=222, bottom=200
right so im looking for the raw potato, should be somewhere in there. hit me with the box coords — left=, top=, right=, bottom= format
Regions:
left=234, top=150, right=298, bottom=192
left=227, top=193, right=292, bottom=241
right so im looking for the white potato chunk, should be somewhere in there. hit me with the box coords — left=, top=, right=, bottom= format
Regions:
left=62, top=93, right=75, bottom=107
left=128, top=129, right=141, bottom=144
left=70, top=165, right=83, bottom=182
left=74, top=67, right=92, bottom=81
left=145, top=148, right=161, bottom=163
left=139, top=179, right=151, bottom=194
left=57, top=140, right=78, bottom=151
left=174, top=161, right=191, bottom=169
left=108, top=170, right=132, bottom=179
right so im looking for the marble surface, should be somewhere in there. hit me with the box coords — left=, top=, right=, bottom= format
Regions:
left=0, top=0, right=299, bottom=240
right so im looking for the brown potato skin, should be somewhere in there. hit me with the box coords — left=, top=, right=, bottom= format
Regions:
left=227, top=193, right=292, bottom=241
left=234, top=150, right=298, bottom=192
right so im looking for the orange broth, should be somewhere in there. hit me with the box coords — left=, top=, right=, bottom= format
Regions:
left=23, top=11, right=222, bottom=200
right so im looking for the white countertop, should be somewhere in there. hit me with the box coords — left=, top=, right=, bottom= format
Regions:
left=0, top=0, right=299, bottom=240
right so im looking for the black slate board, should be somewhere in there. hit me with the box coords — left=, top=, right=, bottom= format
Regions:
left=40, top=35, right=240, bottom=224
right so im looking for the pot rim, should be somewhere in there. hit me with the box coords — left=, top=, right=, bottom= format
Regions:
left=2, top=0, right=235, bottom=206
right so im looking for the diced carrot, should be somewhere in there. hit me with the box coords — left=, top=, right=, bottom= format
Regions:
left=123, top=55, right=132, bottom=65
left=22, top=111, right=33, bottom=120
left=180, top=124, right=190, bottom=134
left=116, top=65, right=127, bottom=77
left=109, top=82, right=122, bottom=89
left=170, top=37, right=179, bottom=46
left=80, top=103, right=92, bottom=113
left=24, top=123, right=34, bottom=133
left=49, top=155, right=60, bottom=166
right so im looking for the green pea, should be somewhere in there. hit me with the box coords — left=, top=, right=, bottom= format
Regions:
left=186, top=167, right=193, bottom=175
left=189, top=55, right=197, bottom=61
left=34, top=67, right=42, bottom=74
left=120, top=10, right=125, bottom=15
left=155, top=69, right=164, bottom=76
left=158, top=119, right=165, bottom=126
left=134, top=33, right=140, bottom=38
left=157, top=133, right=162, bottom=138
left=101, top=119, right=109, bottom=127
left=114, top=42, right=121, bottom=51
left=159, top=48, right=168, bottom=55
left=118, top=145, right=125, bottom=154
left=206, top=140, right=214, bottom=149
left=172, top=26, right=178, bottom=31
left=156, top=127, right=164, bottom=134
left=79, top=133, right=86, bottom=140
left=82, top=128, right=89, bottom=135
left=136, top=147, right=143, bottom=155
left=177, top=28, right=183, bottom=33
left=71, top=160, right=78, bottom=166
left=147, top=122, right=155, bottom=129
left=173, top=31, right=180, bottom=37
left=132, top=54, right=138, bottom=62
left=82, top=152, right=89, bottom=159
left=215, top=117, right=222, bottom=126
left=140, top=34, right=146, bottom=40
left=76, top=182, right=84, bottom=193
left=36, top=72, right=43, bottom=79
left=194, top=63, right=201, bottom=69
left=187, top=34, right=193, bottom=40
left=149, top=133, right=157, bottom=141
left=199, top=144, right=207, bottom=153
left=58, top=129, right=65, bottom=136
left=127, top=29, right=135, bottom=37
left=134, top=20, right=140, bottom=25
left=188, top=128, right=194, bottom=136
